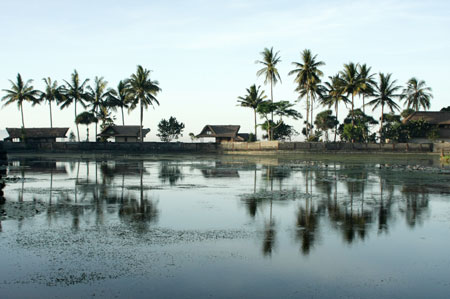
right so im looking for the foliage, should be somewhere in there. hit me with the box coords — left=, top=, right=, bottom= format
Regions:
left=256, top=47, right=282, bottom=87
left=69, top=131, right=76, bottom=142
left=237, top=84, right=266, bottom=139
left=314, top=110, right=338, bottom=142
left=38, top=77, right=65, bottom=128
left=106, top=80, right=131, bottom=126
left=257, top=100, right=301, bottom=140
left=339, top=62, right=364, bottom=125
left=1, top=73, right=40, bottom=128
left=261, top=121, right=298, bottom=141
left=401, top=77, right=433, bottom=111
left=441, top=106, right=450, bottom=112
left=75, top=111, right=97, bottom=142
left=157, top=116, right=185, bottom=142
left=338, top=109, right=378, bottom=142
left=188, top=132, right=197, bottom=142
left=401, top=108, right=415, bottom=119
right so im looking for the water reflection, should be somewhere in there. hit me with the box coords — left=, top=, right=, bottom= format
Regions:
left=2, top=156, right=443, bottom=256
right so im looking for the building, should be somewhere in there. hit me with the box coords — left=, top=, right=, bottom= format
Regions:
left=402, top=111, right=450, bottom=142
left=98, top=125, right=150, bottom=142
left=196, top=125, right=249, bottom=143
left=5, top=128, right=69, bottom=143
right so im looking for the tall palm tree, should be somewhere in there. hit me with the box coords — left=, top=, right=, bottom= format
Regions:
left=367, top=73, right=401, bottom=142
left=87, top=76, right=110, bottom=139
left=358, top=64, right=376, bottom=114
left=61, top=70, right=90, bottom=142
left=127, top=65, right=161, bottom=142
left=289, top=49, right=325, bottom=138
left=322, top=75, right=350, bottom=141
left=256, top=47, right=282, bottom=139
left=237, top=84, right=267, bottom=139
left=1, top=73, right=40, bottom=128
left=39, top=77, right=65, bottom=128
left=400, top=77, right=433, bottom=111
left=340, top=62, right=364, bottom=126
left=106, top=80, right=131, bottom=126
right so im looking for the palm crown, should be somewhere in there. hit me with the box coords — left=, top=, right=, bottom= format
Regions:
left=401, top=77, right=433, bottom=111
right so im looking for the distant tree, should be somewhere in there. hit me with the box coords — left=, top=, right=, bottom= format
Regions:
left=263, top=121, right=298, bottom=141
left=358, top=64, right=376, bottom=114
left=188, top=132, right=197, bottom=142
left=157, top=117, right=185, bottom=142
left=256, top=47, right=282, bottom=133
left=1, top=73, right=40, bottom=128
left=289, top=49, right=325, bottom=138
left=61, top=70, right=90, bottom=142
left=339, top=109, right=378, bottom=142
left=237, top=84, right=266, bottom=140
left=127, top=65, right=161, bottom=142
left=321, top=74, right=350, bottom=141
left=75, top=111, right=97, bottom=142
left=441, top=106, right=450, bottom=112
left=106, top=80, right=130, bottom=126
left=39, top=77, right=65, bottom=128
left=367, top=73, right=401, bottom=142
left=339, top=62, right=364, bottom=126
left=257, top=100, right=301, bottom=140
left=401, top=77, right=433, bottom=111
left=314, top=110, right=338, bottom=142
left=68, top=131, right=76, bottom=142
left=87, top=76, right=111, bottom=139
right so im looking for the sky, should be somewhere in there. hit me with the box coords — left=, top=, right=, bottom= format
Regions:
left=0, top=0, right=449, bottom=141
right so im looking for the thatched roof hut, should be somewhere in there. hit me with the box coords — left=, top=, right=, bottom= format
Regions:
left=5, top=127, right=69, bottom=142
left=196, top=125, right=249, bottom=143
left=98, top=125, right=150, bottom=142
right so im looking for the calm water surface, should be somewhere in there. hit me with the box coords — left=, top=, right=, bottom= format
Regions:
left=1, top=154, right=450, bottom=298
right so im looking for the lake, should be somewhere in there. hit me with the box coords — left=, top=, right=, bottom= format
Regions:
left=1, top=154, right=449, bottom=298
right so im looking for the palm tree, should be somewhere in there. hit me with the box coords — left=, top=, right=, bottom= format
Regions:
left=367, top=73, right=401, bottom=142
left=322, top=75, right=350, bottom=141
left=289, top=49, right=325, bottom=138
left=340, top=62, right=364, bottom=126
left=75, top=111, right=97, bottom=142
left=39, top=77, right=65, bottom=128
left=237, top=84, right=267, bottom=139
left=127, top=65, right=161, bottom=142
left=60, top=70, right=90, bottom=142
left=87, top=76, right=110, bottom=139
left=256, top=47, right=282, bottom=139
left=106, top=80, right=130, bottom=126
left=400, top=77, right=433, bottom=111
left=358, top=64, right=376, bottom=114
left=1, top=73, right=40, bottom=128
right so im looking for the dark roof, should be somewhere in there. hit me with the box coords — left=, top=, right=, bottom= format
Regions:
left=98, top=125, right=150, bottom=137
left=403, top=112, right=450, bottom=125
left=196, top=125, right=241, bottom=138
left=6, top=128, right=69, bottom=139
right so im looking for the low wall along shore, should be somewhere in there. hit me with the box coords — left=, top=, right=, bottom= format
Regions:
left=2, top=140, right=449, bottom=155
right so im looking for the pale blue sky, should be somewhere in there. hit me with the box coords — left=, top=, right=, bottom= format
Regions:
left=1, top=0, right=449, bottom=141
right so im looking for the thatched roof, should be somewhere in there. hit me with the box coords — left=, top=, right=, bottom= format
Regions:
left=403, top=112, right=450, bottom=125
left=196, top=125, right=241, bottom=138
left=6, top=127, right=69, bottom=139
left=98, top=125, right=150, bottom=137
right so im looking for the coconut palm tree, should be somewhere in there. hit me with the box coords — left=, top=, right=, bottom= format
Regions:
left=39, top=77, right=65, bottom=128
left=358, top=64, right=376, bottom=114
left=367, top=73, right=401, bottom=142
left=75, top=111, right=98, bottom=142
left=87, top=76, right=111, bottom=139
left=1, top=73, right=40, bottom=128
left=322, top=75, right=350, bottom=141
left=256, top=47, right=282, bottom=138
left=237, top=84, right=267, bottom=139
left=106, top=80, right=131, bottom=126
left=60, top=70, right=90, bottom=142
left=400, top=77, right=433, bottom=111
left=340, top=62, right=364, bottom=126
left=289, top=49, right=325, bottom=138
left=127, top=65, right=161, bottom=142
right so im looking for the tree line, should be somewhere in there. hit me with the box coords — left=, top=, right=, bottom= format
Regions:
left=238, top=47, right=435, bottom=142
left=1, top=65, right=162, bottom=142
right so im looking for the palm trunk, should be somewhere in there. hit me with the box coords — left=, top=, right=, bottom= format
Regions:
left=310, top=95, right=314, bottom=136
left=95, top=106, right=98, bottom=142
left=140, top=98, right=143, bottom=142
left=121, top=106, right=125, bottom=126
left=362, top=95, right=365, bottom=114
left=334, top=102, right=338, bottom=142
left=351, top=94, right=355, bottom=126
left=86, top=127, right=89, bottom=142
left=270, top=79, right=273, bottom=141
left=20, top=102, right=25, bottom=128
left=254, top=109, right=257, bottom=140
left=306, top=93, right=310, bottom=139
left=49, top=101, right=53, bottom=128
left=75, top=100, right=80, bottom=142
left=379, top=104, right=384, bottom=143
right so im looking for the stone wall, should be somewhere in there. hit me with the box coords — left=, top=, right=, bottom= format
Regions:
left=0, top=140, right=437, bottom=154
